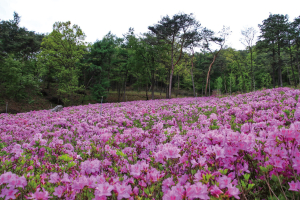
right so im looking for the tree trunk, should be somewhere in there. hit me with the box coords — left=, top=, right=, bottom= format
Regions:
left=224, top=74, right=227, bottom=94
left=177, top=74, right=179, bottom=97
left=205, top=50, right=221, bottom=96
left=160, top=81, right=163, bottom=96
left=250, top=48, right=253, bottom=91
left=230, top=73, right=232, bottom=95
left=166, top=85, right=169, bottom=99
left=151, top=71, right=155, bottom=100
left=254, top=75, right=255, bottom=91
left=290, top=51, right=297, bottom=87
left=191, top=69, right=195, bottom=97
left=146, top=83, right=149, bottom=100
left=191, top=50, right=196, bottom=97
left=123, top=72, right=127, bottom=102
left=278, top=44, right=283, bottom=87
left=168, top=39, right=175, bottom=99
left=118, top=82, right=121, bottom=102
left=166, top=71, right=170, bottom=99
left=287, top=65, right=291, bottom=85
left=272, top=47, right=276, bottom=88
left=209, top=78, right=211, bottom=96
left=168, top=37, right=184, bottom=99
left=297, top=51, right=300, bottom=85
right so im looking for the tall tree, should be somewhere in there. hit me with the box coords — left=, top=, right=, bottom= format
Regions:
left=240, top=27, right=257, bottom=91
left=37, top=21, right=87, bottom=105
left=258, top=14, right=289, bottom=87
left=148, top=13, right=201, bottom=98
left=202, top=26, right=230, bottom=96
left=80, top=32, right=121, bottom=102
left=291, top=16, right=300, bottom=83
left=0, top=12, right=44, bottom=100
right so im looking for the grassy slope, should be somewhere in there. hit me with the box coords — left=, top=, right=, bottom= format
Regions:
left=0, top=89, right=194, bottom=114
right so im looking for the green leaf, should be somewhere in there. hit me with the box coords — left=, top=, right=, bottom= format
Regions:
left=259, top=166, right=268, bottom=173
left=271, top=174, right=278, bottom=182
left=248, top=184, right=255, bottom=190
left=243, top=173, right=250, bottom=181
left=58, top=154, right=73, bottom=162
left=67, top=161, right=76, bottom=168
left=241, top=180, right=246, bottom=188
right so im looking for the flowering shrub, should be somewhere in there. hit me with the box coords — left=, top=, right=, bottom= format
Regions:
left=1, top=87, right=300, bottom=199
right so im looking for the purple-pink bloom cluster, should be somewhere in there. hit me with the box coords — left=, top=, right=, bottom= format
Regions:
left=1, top=87, right=300, bottom=199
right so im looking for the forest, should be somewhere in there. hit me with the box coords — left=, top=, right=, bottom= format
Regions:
left=0, top=12, right=300, bottom=110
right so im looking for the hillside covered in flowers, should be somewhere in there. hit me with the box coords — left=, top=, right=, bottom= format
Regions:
left=1, top=88, right=300, bottom=199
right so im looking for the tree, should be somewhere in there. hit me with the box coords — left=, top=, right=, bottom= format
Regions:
left=136, top=32, right=161, bottom=100
left=240, top=27, right=257, bottom=91
left=291, top=16, right=300, bottom=84
left=80, top=32, right=122, bottom=103
left=148, top=12, right=201, bottom=98
left=37, top=21, right=87, bottom=105
left=202, top=26, right=230, bottom=96
left=258, top=14, right=289, bottom=87
left=0, top=12, right=44, bottom=100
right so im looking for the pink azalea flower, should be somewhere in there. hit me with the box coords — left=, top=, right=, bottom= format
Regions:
left=218, top=175, right=232, bottom=189
left=171, top=184, right=185, bottom=198
left=272, top=157, right=284, bottom=169
left=293, top=157, right=300, bottom=168
left=178, top=175, right=188, bottom=185
left=0, top=188, right=18, bottom=200
left=214, top=145, right=225, bottom=159
left=139, top=180, right=147, bottom=188
left=53, top=186, right=65, bottom=198
left=146, top=168, right=161, bottom=182
left=163, top=144, right=181, bottom=159
left=162, top=189, right=181, bottom=200
left=210, top=185, right=223, bottom=197
left=27, top=188, right=52, bottom=200
left=72, top=176, right=88, bottom=191
left=95, top=182, right=114, bottom=197
left=194, top=170, right=204, bottom=182
left=86, top=176, right=97, bottom=188
left=130, top=163, right=141, bottom=176
left=61, top=173, right=70, bottom=183
left=133, top=186, right=139, bottom=195
left=15, top=175, right=27, bottom=188
left=197, top=156, right=207, bottom=166
left=7, top=175, right=18, bottom=188
left=115, top=183, right=132, bottom=200
left=96, top=175, right=106, bottom=184
left=0, top=172, right=15, bottom=185
left=162, top=177, right=175, bottom=193
left=81, top=159, right=101, bottom=174
left=154, top=151, right=165, bottom=163
left=93, top=196, right=107, bottom=200
left=288, top=181, right=300, bottom=191
left=226, top=184, right=240, bottom=199
left=189, top=182, right=210, bottom=200
left=224, top=146, right=238, bottom=158
left=48, top=173, right=60, bottom=183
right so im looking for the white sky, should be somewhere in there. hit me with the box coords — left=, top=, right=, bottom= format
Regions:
left=1, top=0, right=300, bottom=51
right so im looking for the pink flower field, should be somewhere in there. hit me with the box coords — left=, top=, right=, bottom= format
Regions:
left=1, top=87, right=300, bottom=199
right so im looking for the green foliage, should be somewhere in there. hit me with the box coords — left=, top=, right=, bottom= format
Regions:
left=0, top=13, right=43, bottom=100
left=91, top=82, right=109, bottom=102
left=37, top=21, right=87, bottom=105
left=58, top=154, right=73, bottom=162
left=259, top=72, right=272, bottom=88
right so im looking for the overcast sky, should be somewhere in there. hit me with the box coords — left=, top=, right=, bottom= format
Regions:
left=1, top=0, right=300, bottom=51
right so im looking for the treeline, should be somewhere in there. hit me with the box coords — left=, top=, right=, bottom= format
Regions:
left=0, top=12, right=300, bottom=106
